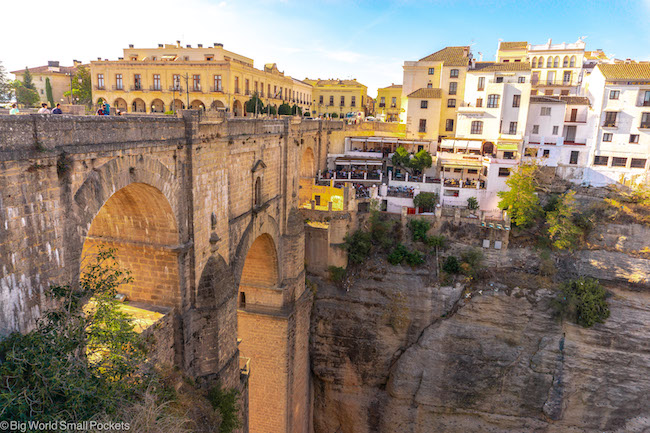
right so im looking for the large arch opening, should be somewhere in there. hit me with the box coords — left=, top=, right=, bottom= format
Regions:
left=211, top=100, right=225, bottom=111
left=233, top=100, right=243, bottom=117
left=81, top=182, right=181, bottom=309
left=132, top=98, right=146, bottom=113
left=151, top=98, right=165, bottom=113
left=190, top=99, right=205, bottom=111
left=114, top=98, right=127, bottom=112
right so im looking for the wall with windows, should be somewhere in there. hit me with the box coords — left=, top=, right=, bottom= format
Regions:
left=405, top=97, right=442, bottom=140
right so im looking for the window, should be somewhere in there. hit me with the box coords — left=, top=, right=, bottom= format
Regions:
left=553, top=56, right=559, bottom=68
left=97, top=74, right=104, bottom=89
left=340, top=96, right=345, bottom=106
left=318, top=95, right=323, bottom=104
left=450, top=69, right=459, bottom=78
left=205, top=55, right=213, bottom=61
left=428, top=68, right=435, bottom=75
left=570, top=56, right=576, bottom=67
left=602, top=133, right=613, bottom=142
left=254, top=177, right=261, bottom=207
left=477, top=77, right=485, bottom=90
left=641, top=112, right=650, bottom=128
left=518, top=76, right=525, bottom=83
left=449, top=82, right=457, bottom=95
left=563, top=71, right=571, bottom=84
left=173, top=74, right=180, bottom=90
left=524, top=147, right=537, bottom=157
left=512, top=94, right=520, bottom=108
left=214, top=75, right=222, bottom=91
left=508, top=122, right=517, bottom=134
left=193, top=74, right=201, bottom=91
left=153, top=74, right=161, bottom=90
left=329, top=96, right=334, bottom=106
left=447, top=99, right=456, bottom=108
left=563, top=56, right=569, bottom=67
left=495, top=76, right=504, bottom=83
left=476, top=98, right=483, bottom=107
left=611, top=157, right=627, bottom=167
left=561, top=90, right=569, bottom=96
left=419, top=119, right=427, bottom=133
left=543, top=149, right=550, bottom=158
left=446, top=119, right=454, bottom=131
left=470, top=121, right=483, bottom=134
left=503, top=151, right=515, bottom=159
left=498, top=167, right=511, bottom=177
left=532, top=125, right=539, bottom=134
left=391, top=97, right=397, bottom=107
left=115, top=74, right=123, bottom=90
left=351, top=96, right=356, bottom=107
left=631, top=158, right=647, bottom=168
left=643, top=90, right=650, bottom=106
left=245, top=79, right=250, bottom=95
left=538, top=57, right=544, bottom=68
left=609, top=90, right=620, bottom=100
left=487, top=94, right=499, bottom=108
left=134, top=74, right=141, bottom=90
left=552, top=125, right=559, bottom=135
left=594, top=156, right=609, bottom=166
left=532, top=57, right=537, bottom=68
left=427, top=83, right=433, bottom=88
left=630, top=134, right=639, bottom=143
left=604, top=111, right=617, bottom=127
left=420, top=100, right=428, bottom=109
left=541, top=107, right=551, bottom=116
left=569, top=151, right=579, bottom=165
left=379, top=96, right=385, bottom=107
left=547, top=57, right=552, bottom=68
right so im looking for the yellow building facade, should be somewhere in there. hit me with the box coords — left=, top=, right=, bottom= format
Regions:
left=376, top=84, right=403, bottom=122
left=90, top=42, right=312, bottom=115
left=303, top=79, right=368, bottom=118
left=403, top=46, right=470, bottom=139
left=12, top=61, right=81, bottom=105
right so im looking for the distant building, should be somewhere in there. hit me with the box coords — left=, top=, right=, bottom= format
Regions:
left=90, top=42, right=311, bottom=115
left=11, top=61, right=81, bottom=105
left=303, top=78, right=368, bottom=118
left=376, top=84, right=402, bottom=122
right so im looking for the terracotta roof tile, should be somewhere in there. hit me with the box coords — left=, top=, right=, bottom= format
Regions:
left=419, top=46, right=470, bottom=66
left=407, top=88, right=442, bottom=98
left=530, top=96, right=565, bottom=104
left=471, top=61, right=531, bottom=72
left=499, top=41, right=528, bottom=50
left=304, top=78, right=366, bottom=87
left=11, top=65, right=78, bottom=75
left=597, top=63, right=650, bottom=81
left=559, top=96, right=590, bottom=105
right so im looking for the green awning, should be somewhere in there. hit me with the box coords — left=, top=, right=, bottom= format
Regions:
left=497, top=142, right=519, bottom=151
left=440, top=161, right=483, bottom=169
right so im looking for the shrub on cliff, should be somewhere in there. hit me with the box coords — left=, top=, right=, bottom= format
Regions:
left=547, top=191, right=583, bottom=250
left=442, top=255, right=461, bottom=274
left=413, top=192, right=439, bottom=212
left=497, top=163, right=542, bottom=227
left=552, top=277, right=610, bottom=328
left=407, top=219, right=431, bottom=242
left=387, top=244, right=424, bottom=266
left=342, top=229, right=372, bottom=264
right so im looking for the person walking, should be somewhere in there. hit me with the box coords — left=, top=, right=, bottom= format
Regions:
left=9, top=103, right=19, bottom=115
left=37, top=103, right=51, bottom=114
left=52, top=103, right=63, bottom=114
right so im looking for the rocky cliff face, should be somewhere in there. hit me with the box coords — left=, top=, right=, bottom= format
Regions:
left=310, top=229, right=650, bottom=432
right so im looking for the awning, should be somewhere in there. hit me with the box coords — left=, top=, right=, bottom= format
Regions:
left=440, top=160, right=483, bottom=168
left=441, top=140, right=455, bottom=148
left=335, top=159, right=383, bottom=166
left=497, top=142, right=519, bottom=151
left=467, top=140, right=482, bottom=150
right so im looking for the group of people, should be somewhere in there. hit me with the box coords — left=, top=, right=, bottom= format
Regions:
left=8, top=102, right=63, bottom=115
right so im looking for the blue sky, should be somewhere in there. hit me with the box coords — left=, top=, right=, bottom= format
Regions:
left=4, top=0, right=650, bottom=96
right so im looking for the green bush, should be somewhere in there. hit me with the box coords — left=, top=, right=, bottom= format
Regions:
left=369, top=212, right=396, bottom=249
left=404, top=250, right=424, bottom=266
left=547, top=191, right=583, bottom=250
left=388, top=244, right=424, bottom=266
left=278, top=102, right=292, bottom=115
left=342, top=230, right=372, bottom=264
left=442, top=255, right=461, bottom=274
left=328, top=266, right=347, bottom=283
left=552, top=277, right=610, bottom=327
left=413, top=192, right=439, bottom=212
left=460, top=248, right=483, bottom=277
left=207, top=383, right=242, bottom=433
left=467, top=196, right=479, bottom=210
left=407, top=219, right=431, bottom=242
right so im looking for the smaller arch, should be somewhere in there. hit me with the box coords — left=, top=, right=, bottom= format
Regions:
left=114, top=98, right=127, bottom=112
left=211, top=100, right=225, bottom=111
left=482, top=141, right=495, bottom=156
left=233, top=100, right=243, bottom=117
left=553, top=56, right=560, bottom=68
left=151, top=98, right=165, bottom=113
left=562, top=56, right=569, bottom=67
left=132, top=98, right=146, bottom=113
left=546, top=57, right=552, bottom=68
left=570, top=55, right=576, bottom=67
left=190, top=100, right=205, bottom=111
left=531, top=57, right=537, bottom=68
left=171, top=99, right=185, bottom=111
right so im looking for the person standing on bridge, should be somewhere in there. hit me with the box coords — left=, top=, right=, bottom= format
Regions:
left=52, top=103, right=63, bottom=114
left=38, top=103, right=51, bottom=114
left=9, top=103, right=19, bottom=115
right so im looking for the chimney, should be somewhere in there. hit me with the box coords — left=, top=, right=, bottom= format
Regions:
left=97, top=57, right=101, bottom=61
left=158, top=44, right=163, bottom=48
left=176, top=40, right=181, bottom=47
left=118, top=57, right=123, bottom=60
left=186, top=44, right=191, bottom=48
left=73, top=60, right=82, bottom=66
left=214, top=43, right=223, bottom=48
left=198, top=43, right=203, bottom=48
left=129, top=44, right=134, bottom=48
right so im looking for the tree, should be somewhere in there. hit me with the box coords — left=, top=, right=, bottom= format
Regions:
left=467, top=196, right=479, bottom=210
left=331, top=112, right=339, bottom=118
left=278, top=102, right=292, bottom=115
left=547, top=191, right=583, bottom=250
left=22, top=67, right=35, bottom=90
left=425, top=235, right=446, bottom=277
left=413, top=192, right=439, bottom=212
left=391, top=146, right=411, bottom=171
left=12, top=80, right=39, bottom=107
left=45, top=77, right=54, bottom=108
left=497, top=163, right=542, bottom=227
left=63, top=65, right=92, bottom=106
left=268, top=105, right=277, bottom=115
left=245, top=92, right=264, bottom=114
left=409, top=149, right=433, bottom=174
left=0, top=61, right=12, bottom=102
left=304, top=111, right=311, bottom=117
left=552, top=277, right=610, bottom=327
left=291, top=104, right=302, bottom=116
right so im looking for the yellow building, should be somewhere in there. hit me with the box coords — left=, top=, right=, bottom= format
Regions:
left=495, top=41, right=528, bottom=63
left=303, top=78, right=368, bottom=118
left=402, top=46, right=470, bottom=139
left=376, top=84, right=403, bottom=122
left=90, top=42, right=312, bottom=115
left=12, top=61, right=81, bottom=105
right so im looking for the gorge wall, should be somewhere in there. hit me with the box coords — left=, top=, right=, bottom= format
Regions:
left=309, top=222, right=650, bottom=433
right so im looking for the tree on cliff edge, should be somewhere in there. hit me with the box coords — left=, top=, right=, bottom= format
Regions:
left=497, top=162, right=542, bottom=227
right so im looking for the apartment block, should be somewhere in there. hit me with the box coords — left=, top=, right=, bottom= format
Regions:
left=304, top=78, right=368, bottom=118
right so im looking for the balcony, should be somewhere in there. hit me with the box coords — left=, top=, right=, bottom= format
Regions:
left=149, top=86, right=162, bottom=91
left=191, top=86, right=203, bottom=93
left=602, top=122, right=618, bottom=129
left=130, top=85, right=143, bottom=91
left=564, top=115, right=587, bottom=123
left=234, top=88, right=240, bottom=94
left=379, top=103, right=386, bottom=108
left=112, top=85, right=124, bottom=91
left=210, top=86, right=223, bottom=93
left=640, top=123, right=650, bottom=129
left=94, top=85, right=105, bottom=91
left=532, top=79, right=576, bottom=87
left=390, top=104, right=397, bottom=108
left=168, top=86, right=182, bottom=92
left=245, top=90, right=251, bottom=96
left=637, top=101, right=650, bottom=107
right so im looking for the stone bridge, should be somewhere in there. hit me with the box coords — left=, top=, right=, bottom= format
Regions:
left=0, top=113, right=349, bottom=433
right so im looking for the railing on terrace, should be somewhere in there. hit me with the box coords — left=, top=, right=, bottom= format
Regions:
left=443, top=178, right=486, bottom=189
left=387, top=189, right=413, bottom=198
